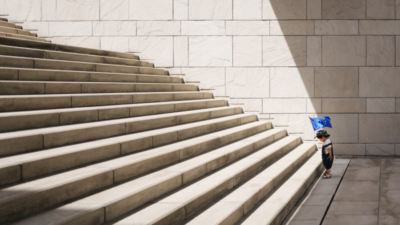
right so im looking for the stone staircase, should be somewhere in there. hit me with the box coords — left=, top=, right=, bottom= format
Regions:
left=0, top=18, right=323, bottom=225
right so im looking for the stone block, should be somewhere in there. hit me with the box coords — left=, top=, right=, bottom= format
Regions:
left=137, top=21, right=180, bottom=36
left=317, top=114, right=359, bottom=143
left=270, top=67, right=314, bottom=97
left=379, top=215, right=400, bottom=225
left=324, top=215, right=377, bottom=225
left=270, top=21, right=314, bottom=35
left=49, top=22, right=93, bottom=37
left=367, top=0, right=395, bottom=19
left=366, top=144, right=395, bottom=156
left=396, top=145, right=400, bottom=156
left=263, top=36, right=306, bottom=66
left=174, top=0, right=188, bottom=20
left=360, top=20, right=400, bottom=35
left=129, top=37, right=173, bottom=67
left=367, top=98, right=395, bottom=113
left=226, top=21, right=269, bottom=35
left=307, top=0, right=321, bottom=19
left=189, top=0, right=232, bottom=20
left=322, top=36, right=366, bottom=66
left=52, top=37, right=100, bottom=49
left=397, top=0, right=400, bottom=19
left=322, top=0, right=366, bottom=19
left=398, top=99, right=400, bottom=112
left=396, top=37, right=400, bottom=66
left=181, top=68, right=225, bottom=96
left=129, top=0, right=173, bottom=20
left=5, top=0, right=41, bottom=21
left=230, top=99, right=262, bottom=112
left=42, top=0, right=56, bottom=20
left=334, top=144, right=366, bottom=156
left=174, top=37, right=188, bottom=67
left=315, top=67, right=358, bottom=97
left=263, top=0, right=307, bottom=19
left=0, top=0, right=4, bottom=14
left=233, top=0, right=262, bottom=19
left=271, top=114, right=316, bottom=139
left=189, top=36, right=232, bottom=67
left=315, top=20, right=358, bottom=35
left=101, top=37, right=129, bottom=53
left=100, top=0, right=129, bottom=20
left=226, top=68, right=269, bottom=98
left=322, top=98, right=366, bottom=113
left=335, top=180, right=379, bottom=202
left=359, top=114, right=400, bottom=143
left=367, top=36, right=395, bottom=66
left=233, top=36, right=262, bottom=66
left=307, top=36, right=321, bottom=66
left=307, top=98, right=322, bottom=113
left=93, top=22, right=136, bottom=36
left=181, top=21, right=225, bottom=35
left=328, top=202, right=378, bottom=215
left=22, top=22, right=49, bottom=38
left=56, top=0, right=99, bottom=20
left=359, top=67, right=400, bottom=97
left=263, top=99, right=307, bottom=113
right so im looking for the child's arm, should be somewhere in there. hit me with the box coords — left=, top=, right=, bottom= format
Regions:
left=327, top=147, right=333, bottom=161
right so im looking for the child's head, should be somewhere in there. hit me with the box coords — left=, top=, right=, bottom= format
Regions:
left=315, top=130, right=330, bottom=142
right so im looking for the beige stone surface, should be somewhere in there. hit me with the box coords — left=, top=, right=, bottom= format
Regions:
left=181, top=21, right=225, bottom=35
left=226, top=68, right=269, bottom=98
left=263, top=36, right=307, bottom=66
left=189, top=0, right=232, bottom=20
left=137, top=21, right=180, bottom=36
left=322, top=98, right=366, bottom=113
left=367, top=36, right=395, bottom=66
left=367, top=98, right=395, bottom=113
left=366, top=144, right=395, bottom=156
left=315, top=20, right=358, bottom=35
left=307, top=98, right=322, bottom=113
left=42, top=0, right=56, bottom=20
left=52, top=37, right=100, bottom=49
left=396, top=144, right=400, bottom=155
left=360, top=20, right=400, bottom=35
left=359, top=114, right=400, bottom=143
left=270, top=21, right=314, bottom=35
left=335, top=144, right=366, bottom=156
left=174, top=0, right=188, bottom=20
left=22, top=22, right=49, bottom=37
left=226, top=21, right=269, bottom=35
left=317, top=114, right=359, bottom=143
left=233, top=0, right=262, bottom=19
left=307, top=36, right=321, bottom=66
left=49, top=22, right=92, bottom=37
left=182, top=68, right=225, bottom=96
left=230, top=99, right=262, bottom=112
left=233, top=36, right=262, bottom=66
left=100, top=0, right=129, bottom=20
left=397, top=0, right=400, bottom=19
left=93, top=22, right=137, bottom=36
left=270, top=67, right=314, bottom=98
left=5, top=0, right=41, bottom=21
left=322, top=36, right=366, bottom=66
left=130, top=0, right=173, bottom=20
left=398, top=98, right=400, bottom=112
left=263, top=99, right=307, bottom=113
left=129, top=37, right=173, bottom=67
left=189, top=36, right=232, bottom=67
left=315, top=67, right=358, bottom=97
left=271, top=114, right=316, bottom=139
left=322, top=0, right=366, bottom=19
left=308, top=0, right=321, bottom=19
left=367, top=0, right=395, bottom=19
left=396, top=36, right=400, bottom=66
left=0, top=0, right=5, bottom=14
left=174, top=37, right=188, bottom=67
left=263, top=0, right=307, bottom=19
left=359, top=67, right=400, bottom=97
left=56, top=0, right=99, bottom=20
left=101, top=37, right=129, bottom=52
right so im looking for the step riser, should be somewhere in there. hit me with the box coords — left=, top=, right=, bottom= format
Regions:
left=0, top=21, right=15, bottom=28
left=0, top=92, right=212, bottom=112
left=0, top=32, right=49, bottom=42
left=0, top=26, right=32, bottom=36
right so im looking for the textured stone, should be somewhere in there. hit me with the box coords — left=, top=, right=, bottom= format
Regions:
left=233, top=36, right=262, bottom=66
left=233, top=0, right=262, bottom=19
left=100, top=0, right=128, bottom=20
left=398, top=98, right=400, bottom=113
left=367, top=98, right=395, bottom=113
left=93, top=22, right=136, bottom=36
left=318, top=114, right=359, bottom=143
left=335, top=180, right=379, bottom=202
left=367, top=0, right=395, bottom=19
left=396, top=145, right=400, bottom=156
left=189, top=37, right=232, bottom=67
left=315, top=67, right=358, bottom=97
left=263, top=0, right=307, bottom=19
left=181, top=21, right=225, bottom=35
left=263, top=99, right=307, bottom=113
left=22, top=22, right=49, bottom=37
left=307, top=36, right=321, bottom=66
left=52, top=37, right=100, bottom=49
left=189, top=0, right=232, bottom=20
left=226, top=68, right=269, bottom=98
left=359, top=67, right=400, bottom=97
left=396, top=37, right=400, bottom=66
left=5, top=0, right=41, bottom=21
left=130, top=0, right=173, bottom=20
left=367, top=36, right=395, bottom=66
left=226, top=21, right=269, bottom=35
left=322, top=98, right=366, bottom=113
left=328, top=202, right=378, bottom=215
left=56, top=0, right=99, bottom=20
left=270, top=21, right=314, bottom=35
left=322, top=0, right=366, bottom=19
left=129, top=37, right=173, bottom=67
left=181, top=68, right=225, bottom=96
left=308, top=0, right=321, bottom=19
left=174, top=37, right=188, bottom=67
left=0, top=0, right=4, bottom=14
left=324, top=215, right=377, bottom=225
left=334, top=144, right=366, bottom=156
left=42, top=0, right=56, bottom=20
left=366, top=144, right=395, bottom=156
left=174, top=0, right=188, bottom=20
left=270, top=67, right=314, bottom=98
left=49, top=22, right=92, bottom=37
left=101, top=37, right=129, bottom=52
left=359, top=114, right=400, bottom=143
left=397, top=0, right=400, bottom=19
left=315, top=20, right=358, bottom=35
left=322, top=36, right=366, bottom=66
left=270, top=114, right=315, bottom=139
left=230, top=99, right=262, bottom=112
left=360, top=20, right=400, bottom=35
left=137, top=21, right=180, bottom=36
left=263, top=36, right=306, bottom=66
left=307, top=98, right=322, bottom=113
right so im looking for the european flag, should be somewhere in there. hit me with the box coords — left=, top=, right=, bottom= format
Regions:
left=309, top=116, right=332, bottom=131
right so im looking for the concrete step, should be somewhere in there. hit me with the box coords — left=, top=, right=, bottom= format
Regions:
left=0, top=26, right=34, bottom=36
left=0, top=121, right=270, bottom=224
left=0, top=21, right=17, bottom=28
left=242, top=153, right=323, bottom=225
left=0, top=36, right=140, bottom=60
left=115, top=137, right=309, bottom=225
left=0, top=32, right=50, bottom=43
left=0, top=80, right=198, bottom=95
left=187, top=142, right=317, bottom=225
left=0, top=45, right=153, bottom=68
left=0, top=67, right=183, bottom=83
left=0, top=55, right=166, bottom=76
left=0, top=99, right=228, bottom=132
left=0, top=107, right=248, bottom=157
left=0, top=18, right=8, bottom=22
left=0, top=91, right=213, bottom=112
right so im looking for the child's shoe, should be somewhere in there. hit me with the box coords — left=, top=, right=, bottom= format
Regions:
left=323, top=174, right=332, bottom=179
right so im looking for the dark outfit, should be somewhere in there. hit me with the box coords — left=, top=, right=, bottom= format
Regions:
left=322, top=142, right=334, bottom=170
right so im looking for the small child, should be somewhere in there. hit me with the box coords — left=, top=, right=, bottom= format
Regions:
left=315, top=130, right=334, bottom=179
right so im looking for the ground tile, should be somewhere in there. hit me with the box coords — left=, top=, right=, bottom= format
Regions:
left=334, top=181, right=379, bottom=202
left=381, top=173, right=400, bottom=190
left=343, top=166, right=380, bottom=181
left=379, top=215, right=400, bottom=225
left=348, top=159, right=381, bottom=168
left=327, top=201, right=378, bottom=215
left=289, top=220, right=320, bottom=225
left=311, top=184, right=338, bottom=195
left=291, top=205, right=326, bottom=221
left=323, top=215, right=377, bottom=225
left=303, top=194, right=332, bottom=206
left=382, top=159, right=400, bottom=174
left=379, top=191, right=400, bottom=215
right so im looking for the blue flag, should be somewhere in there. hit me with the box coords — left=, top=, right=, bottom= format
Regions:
left=309, top=116, right=332, bottom=131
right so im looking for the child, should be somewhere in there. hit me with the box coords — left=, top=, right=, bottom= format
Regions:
left=315, top=130, right=334, bottom=179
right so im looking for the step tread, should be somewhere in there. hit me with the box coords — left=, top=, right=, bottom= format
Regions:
left=0, top=32, right=49, bottom=42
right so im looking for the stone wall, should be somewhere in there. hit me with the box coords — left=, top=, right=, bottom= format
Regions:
left=2, top=0, right=400, bottom=156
